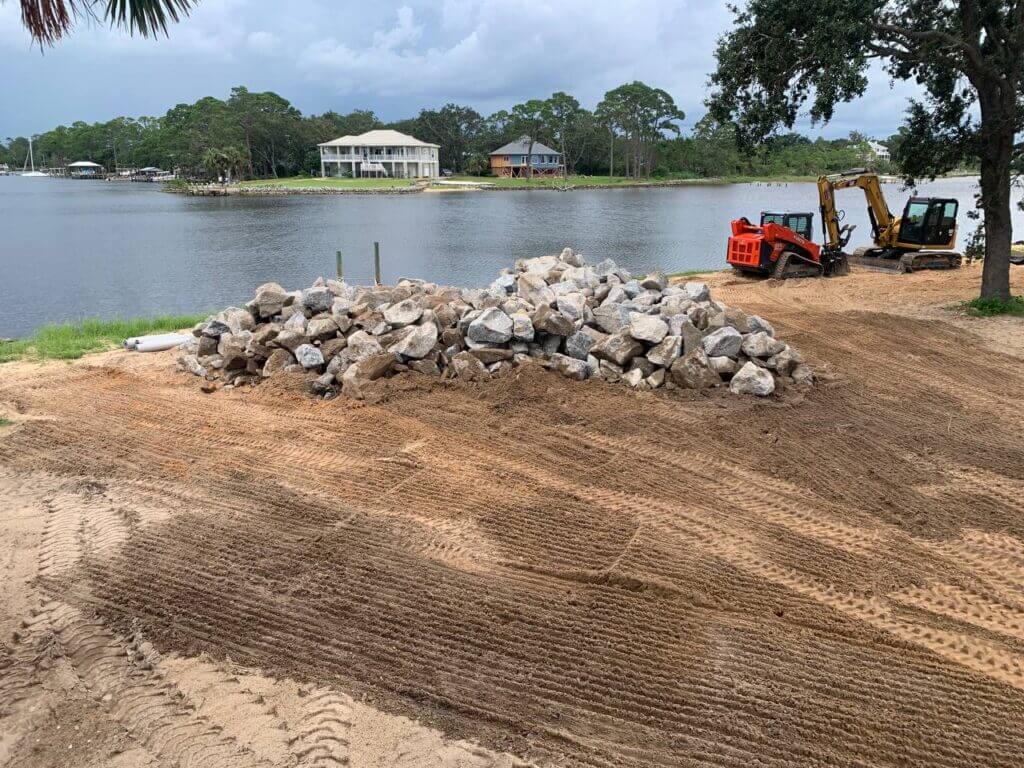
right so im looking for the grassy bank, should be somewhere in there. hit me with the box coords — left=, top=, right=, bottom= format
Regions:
left=445, top=174, right=714, bottom=189
left=236, top=177, right=421, bottom=190
left=0, top=315, right=205, bottom=363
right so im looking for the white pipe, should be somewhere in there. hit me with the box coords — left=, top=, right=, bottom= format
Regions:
left=124, top=332, right=190, bottom=350
left=133, top=333, right=193, bottom=353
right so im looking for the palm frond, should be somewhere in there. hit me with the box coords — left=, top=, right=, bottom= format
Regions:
left=103, top=0, right=194, bottom=38
left=18, top=0, right=195, bottom=45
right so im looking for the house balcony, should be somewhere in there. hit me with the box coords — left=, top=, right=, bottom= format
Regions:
left=321, top=151, right=436, bottom=162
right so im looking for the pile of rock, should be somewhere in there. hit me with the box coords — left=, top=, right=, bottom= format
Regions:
left=179, top=248, right=812, bottom=399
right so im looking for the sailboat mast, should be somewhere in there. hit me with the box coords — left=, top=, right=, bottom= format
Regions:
left=29, top=138, right=35, bottom=173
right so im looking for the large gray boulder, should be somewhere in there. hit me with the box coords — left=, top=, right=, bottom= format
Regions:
left=306, top=316, right=339, bottom=342
left=701, top=326, right=743, bottom=358
left=549, top=353, right=589, bottom=380
left=294, top=343, right=325, bottom=369
left=251, top=282, right=288, bottom=319
left=729, top=361, right=776, bottom=396
left=747, top=315, right=775, bottom=336
left=468, top=307, right=514, bottom=344
left=565, top=330, right=595, bottom=361
left=670, top=349, right=722, bottom=390
left=262, top=348, right=295, bottom=377
left=516, top=273, right=555, bottom=306
left=345, top=330, right=384, bottom=360
left=741, top=331, right=786, bottom=358
left=627, top=312, right=669, bottom=344
left=767, top=345, right=802, bottom=375
left=340, top=352, right=397, bottom=399
left=593, top=332, right=644, bottom=366
left=384, top=298, right=423, bottom=327
left=274, top=329, right=308, bottom=352
left=179, top=354, right=207, bottom=378
left=450, top=351, right=489, bottom=381
left=556, top=292, right=587, bottom=323
left=203, top=307, right=254, bottom=338
left=683, top=281, right=710, bottom=302
left=391, top=323, right=438, bottom=359
left=511, top=312, right=535, bottom=342
left=640, top=271, right=668, bottom=291
left=646, top=335, right=682, bottom=368
left=302, top=286, right=334, bottom=315
left=532, top=304, right=574, bottom=336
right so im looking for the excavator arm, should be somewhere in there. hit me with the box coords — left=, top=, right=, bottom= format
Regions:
left=818, top=169, right=896, bottom=250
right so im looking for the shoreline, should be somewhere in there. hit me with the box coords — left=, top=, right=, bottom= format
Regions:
left=177, top=172, right=982, bottom=197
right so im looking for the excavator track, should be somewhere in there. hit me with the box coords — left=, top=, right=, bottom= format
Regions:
left=772, top=251, right=824, bottom=279
left=848, top=247, right=962, bottom=274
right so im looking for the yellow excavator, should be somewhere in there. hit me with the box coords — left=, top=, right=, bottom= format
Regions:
left=818, top=169, right=962, bottom=272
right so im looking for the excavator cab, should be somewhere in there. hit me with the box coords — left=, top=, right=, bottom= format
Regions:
left=760, top=212, right=814, bottom=241
left=818, top=170, right=962, bottom=271
left=897, top=198, right=958, bottom=248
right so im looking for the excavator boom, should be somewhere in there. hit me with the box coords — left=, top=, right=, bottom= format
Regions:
left=817, top=168, right=961, bottom=272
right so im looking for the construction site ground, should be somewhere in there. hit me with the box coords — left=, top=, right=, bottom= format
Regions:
left=2, top=264, right=1024, bottom=767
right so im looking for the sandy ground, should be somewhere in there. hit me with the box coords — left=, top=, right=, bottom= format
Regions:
left=2, top=263, right=1024, bottom=767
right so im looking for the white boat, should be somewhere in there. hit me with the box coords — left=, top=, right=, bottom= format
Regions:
left=20, top=138, right=49, bottom=177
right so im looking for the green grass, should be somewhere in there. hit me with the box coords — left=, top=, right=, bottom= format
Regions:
left=236, top=177, right=421, bottom=190
left=0, top=417, right=11, bottom=428
left=0, top=314, right=206, bottom=363
left=964, top=296, right=1024, bottom=317
left=667, top=269, right=725, bottom=279
left=445, top=174, right=717, bottom=189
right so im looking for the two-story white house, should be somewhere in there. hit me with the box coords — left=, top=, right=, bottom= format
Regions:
left=318, top=129, right=440, bottom=179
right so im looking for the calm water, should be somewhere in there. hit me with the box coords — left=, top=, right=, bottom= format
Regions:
left=2, top=175, right=1020, bottom=337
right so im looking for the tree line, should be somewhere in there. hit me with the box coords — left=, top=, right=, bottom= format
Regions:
left=0, top=82, right=894, bottom=181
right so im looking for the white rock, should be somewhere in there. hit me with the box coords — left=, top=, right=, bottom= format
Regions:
left=729, top=362, right=776, bottom=396
left=741, top=331, right=786, bottom=358
left=294, top=344, right=325, bottom=369
left=557, top=292, right=587, bottom=323
left=384, top=298, right=423, bottom=327
left=628, top=312, right=669, bottom=345
left=683, top=281, right=710, bottom=302
left=468, top=307, right=514, bottom=344
left=747, top=315, right=775, bottom=336
left=701, top=326, right=743, bottom=358
left=392, top=323, right=438, bottom=359
left=646, top=335, right=682, bottom=368
left=511, top=312, right=535, bottom=342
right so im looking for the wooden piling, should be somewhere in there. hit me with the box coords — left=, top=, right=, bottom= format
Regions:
left=336, top=250, right=344, bottom=280
left=374, top=242, right=382, bottom=285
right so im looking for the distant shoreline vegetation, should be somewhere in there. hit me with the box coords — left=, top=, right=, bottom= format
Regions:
left=1, top=84, right=967, bottom=185
left=166, top=172, right=979, bottom=197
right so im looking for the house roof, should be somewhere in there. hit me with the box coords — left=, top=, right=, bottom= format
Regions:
left=318, top=129, right=439, bottom=148
left=490, top=138, right=561, bottom=156
left=69, top=160, right=103, bottom=168
left=867, top=140, right=889, bottom=153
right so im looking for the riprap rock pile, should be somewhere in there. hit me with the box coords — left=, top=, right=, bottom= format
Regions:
left=179, top=248, right=812, bottom=399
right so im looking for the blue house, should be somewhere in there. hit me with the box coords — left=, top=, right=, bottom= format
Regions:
left=490, top=138, right=564, bottom=177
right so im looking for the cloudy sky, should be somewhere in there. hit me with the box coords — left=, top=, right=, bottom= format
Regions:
left=0, top=0, right=920, bottom=139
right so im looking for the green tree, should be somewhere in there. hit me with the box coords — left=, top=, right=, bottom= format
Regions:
left=509, top=100, right=547, bottom=178
left=409, top=104, right=483, bottom=173
left=597, top=82, right=684, bottom=178
left=541, top=92, right=587, bottom=177
left=708, top=0, right=1023, bottom=300
left=16, top=0, right=196, bottom=45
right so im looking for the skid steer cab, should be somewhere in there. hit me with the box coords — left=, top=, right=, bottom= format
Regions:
left=726, top=211, right=849, bottom=279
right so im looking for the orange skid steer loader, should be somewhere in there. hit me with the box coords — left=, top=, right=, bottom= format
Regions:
left=727, top=212, right=850, bottom=278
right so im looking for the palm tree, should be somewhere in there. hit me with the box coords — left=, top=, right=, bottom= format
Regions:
left=16, top=0, right=195, bottom=45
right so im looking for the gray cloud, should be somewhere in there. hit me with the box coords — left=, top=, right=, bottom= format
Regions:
left=0, top=0, right=921, bottom=138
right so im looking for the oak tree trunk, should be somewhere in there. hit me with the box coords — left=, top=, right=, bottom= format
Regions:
left=978, top=86, right=1015, bottom=301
